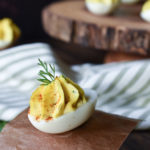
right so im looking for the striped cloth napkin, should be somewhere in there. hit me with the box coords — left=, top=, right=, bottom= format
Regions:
left=0, top=43, right=150, bottom=129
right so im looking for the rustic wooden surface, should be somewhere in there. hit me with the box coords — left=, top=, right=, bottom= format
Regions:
left=120, top=130, right=150, bottom=150
left=42, top=0, right=150, bottom=56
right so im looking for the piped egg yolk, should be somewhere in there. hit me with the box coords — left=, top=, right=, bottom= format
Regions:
left=29, top=75, right=87, bottom=121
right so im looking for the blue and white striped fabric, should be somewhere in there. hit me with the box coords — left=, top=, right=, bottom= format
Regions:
left=0, top=43, right=150, bottom=129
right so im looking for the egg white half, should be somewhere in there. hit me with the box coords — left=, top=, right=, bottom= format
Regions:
left=28, top=89, right=97, bottom=134
left=85, top=2, right=117, bottom=15
left=0, top=40, right=11, bottom=49
left=121, top=0, right=139, bottom=4
left=140, top=10, right=150, bottom=22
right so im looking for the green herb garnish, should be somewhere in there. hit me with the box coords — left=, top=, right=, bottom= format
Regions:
left=37, top=59, right=55, bottom=85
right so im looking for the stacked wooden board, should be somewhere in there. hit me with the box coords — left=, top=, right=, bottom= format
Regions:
left=42, top=0, right=150, bottom=63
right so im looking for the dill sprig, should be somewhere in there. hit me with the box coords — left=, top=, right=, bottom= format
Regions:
left=37, top=59, right=55, bottom=85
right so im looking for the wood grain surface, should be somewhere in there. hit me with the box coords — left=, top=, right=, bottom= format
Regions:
left=42, top=0, right=150, bottom=56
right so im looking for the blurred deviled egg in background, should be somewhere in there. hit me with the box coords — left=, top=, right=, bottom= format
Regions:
left=85, top=0, right=120, bottom=15
left=140, top=0, right=150, bottom=22
left=0, top=18, right=21, bottom=50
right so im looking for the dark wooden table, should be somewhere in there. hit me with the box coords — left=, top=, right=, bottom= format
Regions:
left=120, top=130, right=150, bottom=150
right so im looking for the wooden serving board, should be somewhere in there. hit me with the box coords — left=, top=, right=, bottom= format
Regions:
left=42, top=0, right=150, bottom=56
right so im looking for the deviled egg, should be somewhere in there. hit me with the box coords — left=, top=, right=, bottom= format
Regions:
left=140, top=1, right=150, bottom=22
left=28, top=59, right=97, bottom=134
left=85, top=0, right=120, bottom=15
left=0, top=18, right=20, bottom=49
left=121, top=0, right=139, bottom=4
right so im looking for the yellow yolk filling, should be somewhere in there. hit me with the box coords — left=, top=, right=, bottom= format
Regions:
left=29, top=76, right=87, bottom=121
left=142, top=1, right=150, bottom=12
left=0, top=18, right=20, bottom=44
